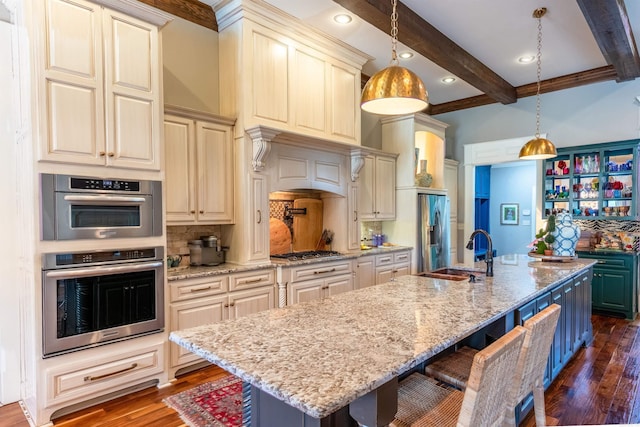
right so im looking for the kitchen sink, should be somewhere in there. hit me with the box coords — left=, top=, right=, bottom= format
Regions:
left=416, top=267, right=485, bottom=281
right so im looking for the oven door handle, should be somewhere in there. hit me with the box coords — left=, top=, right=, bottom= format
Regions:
left=44, top=261, right=163, bottom=279
left=63, top=195, right=147, bottom=204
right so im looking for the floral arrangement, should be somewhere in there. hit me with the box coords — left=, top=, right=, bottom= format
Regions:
left=529, top=215, right=556, bottom=254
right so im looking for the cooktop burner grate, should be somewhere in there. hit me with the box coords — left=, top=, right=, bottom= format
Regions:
left=270, top=250, right=342, bottom=261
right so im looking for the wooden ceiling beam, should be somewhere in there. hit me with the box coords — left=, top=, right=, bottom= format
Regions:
left=136, top=0, right=217, bottom=31
left=334, top=0, right=517, bottom=105
left=428, top=66, right=618, bottom=115
left=576, top=0, right=640, bottom=82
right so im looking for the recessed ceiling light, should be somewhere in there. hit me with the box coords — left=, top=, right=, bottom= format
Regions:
left=441, top=76, right=456, bottom=84
left=398, top=51, right=414, bottom=59
left=333, top=14, right=352, bottom=24
left=518, top=55, right=536, bottom=64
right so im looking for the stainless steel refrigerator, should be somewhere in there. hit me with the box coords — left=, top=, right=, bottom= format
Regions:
left=417, top=194, right=450, bottom=273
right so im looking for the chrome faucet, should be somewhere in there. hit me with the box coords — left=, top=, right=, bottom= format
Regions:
left=466, top=229, right=494, bottom=277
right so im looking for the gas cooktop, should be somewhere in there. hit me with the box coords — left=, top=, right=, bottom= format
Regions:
left=270, top=250, right=342, bottom=261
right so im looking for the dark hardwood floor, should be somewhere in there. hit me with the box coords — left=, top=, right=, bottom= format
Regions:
left=1, top=313, right=638, bottom=426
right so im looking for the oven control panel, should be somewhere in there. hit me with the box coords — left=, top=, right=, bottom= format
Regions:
left=43, top=247, right=162, bottom=269
left=69, top=177, right=140, bottom=192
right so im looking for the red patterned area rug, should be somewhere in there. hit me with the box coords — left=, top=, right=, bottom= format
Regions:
left=164, top=375, right=243, bottom=427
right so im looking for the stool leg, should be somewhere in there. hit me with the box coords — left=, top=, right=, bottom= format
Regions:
left=532, top=382, right=547, bottom=426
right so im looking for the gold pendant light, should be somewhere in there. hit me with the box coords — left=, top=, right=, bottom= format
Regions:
left=519, top=7, right=557, bottom=160
left=361, top=0, right=428, bottom=115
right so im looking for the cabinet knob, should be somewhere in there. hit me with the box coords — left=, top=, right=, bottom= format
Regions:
left=354, top=210, right=358, bottom=221
left=190, top=210, right=196, bottom=214
left=199, top=210, right=204, bottom=214
left=108, top=152, right=115, bottom=157
left=229, top=302, right=235, bottom=307
left=99, top=151, right=106, bottom=157
left=257, top=209, right=262, bottom=224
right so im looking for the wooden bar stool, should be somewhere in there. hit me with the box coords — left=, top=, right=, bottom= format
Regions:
left=423, top=304, right=561, bottom=426
left=391, top=325, right=526, bottom=427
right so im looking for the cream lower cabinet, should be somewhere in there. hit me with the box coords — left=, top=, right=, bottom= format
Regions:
left=374, top=250, right=411, bottom=284
left=35, top=0, right=168, bottom=170
left=169, top=269, right=275, bottom=372
left=164, top=109, right=235, bottom=224
left=284, top=259, right=355, bottom=305
left=360, top=153, right=397, bottom=220
left=356, top=255, right=376, bottom=289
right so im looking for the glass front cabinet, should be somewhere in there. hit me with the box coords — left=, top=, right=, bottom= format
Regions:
left=543, top=140, right=639, bottom=219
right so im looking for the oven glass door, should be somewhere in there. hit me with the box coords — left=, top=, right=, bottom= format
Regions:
left=43, top=260, right=163, bottom=356
left=56, top=193, right=153, bottom=239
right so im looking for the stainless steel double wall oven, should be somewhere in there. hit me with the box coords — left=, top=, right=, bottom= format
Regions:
left=40, top=174, right=165, bottom=357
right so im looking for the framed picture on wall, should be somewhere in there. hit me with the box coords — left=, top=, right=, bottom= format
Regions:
left=500, top=203, right=519, bottom=225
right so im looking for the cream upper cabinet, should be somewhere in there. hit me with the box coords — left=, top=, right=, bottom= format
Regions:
left=444, top=159, right=459, bottom=264
left=360, top=154, right=397, bottom=220
left=164, top=109, right=235, bottom=225
left=36, top=0, right=165, bottom=170
left=215, top=1, right=368, bottom=146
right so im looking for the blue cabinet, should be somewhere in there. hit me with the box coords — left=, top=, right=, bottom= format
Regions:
left=514, top=268, right=592, bottom=422
left=577, top=251, right=637, bottom=319
left=542, top=139, right=639, bottom=219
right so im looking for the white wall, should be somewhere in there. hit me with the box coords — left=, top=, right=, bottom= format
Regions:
left=0, top=10, right=21, bottom=404
left=162, top=16, right=220, bottom=113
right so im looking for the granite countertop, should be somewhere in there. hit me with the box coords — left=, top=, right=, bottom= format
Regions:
left=170, top=254, right=596, bottom=419
left=168, top=246, right=413, bottom=280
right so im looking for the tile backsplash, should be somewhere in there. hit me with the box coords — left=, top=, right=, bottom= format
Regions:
left=167, top=225, right=222, bottom=267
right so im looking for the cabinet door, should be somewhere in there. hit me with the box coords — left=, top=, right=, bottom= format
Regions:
left=249, top=174, right=269, bottom=261
left=228, top=286, right=275, bottom=320
left=597, top=267, right=631, bottom=312
left=39, top=0, right=105, bottom=165
left=348, top=184, right=360, bottom=250
left=359, top=156, right=376, bottom=219
left=250, top=28, right=289, bottom=126
left=292, top=48, right=326, bottom=134
left=394, top=264, right=411, bottom=279
left=164, top=115, right=197, bottom=223
left=374, top=155, right=396, bottom=220
left=196, top=121, right=234, bottom=223
left=550, top=285, right=564, bottom=379
left=170, top=295, right=227, bottom=367
left=328, top=62, right=359, bottom=143
left=325, top=274, right=354, bottom=297
left=357, top=256, right=375, bottom=289
left=375, top=266, right=394, bottom=285
left=103, top=8, right=161, bottom=170
left=289, top=279, right=324, bottom=305
left=562, top=282, right=575, bottom=361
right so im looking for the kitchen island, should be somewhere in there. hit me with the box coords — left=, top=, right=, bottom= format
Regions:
left=170, top=255, right=596, bottom=427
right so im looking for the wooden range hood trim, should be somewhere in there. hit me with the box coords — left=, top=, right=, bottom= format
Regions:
left=246, top=125, right=375, bottom=182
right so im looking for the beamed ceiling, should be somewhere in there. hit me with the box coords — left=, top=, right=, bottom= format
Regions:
left=138, top=0, right=640, bottom=115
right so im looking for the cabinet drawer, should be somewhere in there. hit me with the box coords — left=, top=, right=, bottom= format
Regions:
left=393, top=251, right=410, bottom=264
left=593, top=257, right=630, bottom=269
left=170, top=275, right=228, bottom=302
left=289, top=260, right=354, bottom=282
left=375, top=253, right=394, bottom=266
left=229, top=268, right=276, bottom=291
left=48, top=343, right=163, bottom=404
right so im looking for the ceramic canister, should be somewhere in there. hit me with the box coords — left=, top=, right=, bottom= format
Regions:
left=552, top=212, right=581, bottom=256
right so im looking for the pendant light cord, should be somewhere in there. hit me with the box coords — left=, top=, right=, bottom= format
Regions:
left=534, top=9, right=544, bottom=139
left=390, top=0, right=399, bottom=64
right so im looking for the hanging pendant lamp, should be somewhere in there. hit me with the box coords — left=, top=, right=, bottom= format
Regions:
left=361, top=0, right=428, bottom=115
left=519, top=7, right=557, bottom=160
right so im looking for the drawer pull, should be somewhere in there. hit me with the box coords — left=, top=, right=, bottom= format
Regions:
left=242, top=278, right=262, bottom=284
left=314, top=268, right=336, bottom=275
left=596, top=260, right=606, bottom=264
left=84, top=363, right=138, bottom=382
left=190, top=285, right=212, bottom=292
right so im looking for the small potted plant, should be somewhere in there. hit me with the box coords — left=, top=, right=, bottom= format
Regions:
left=533, top=214, right=556, bottom=255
